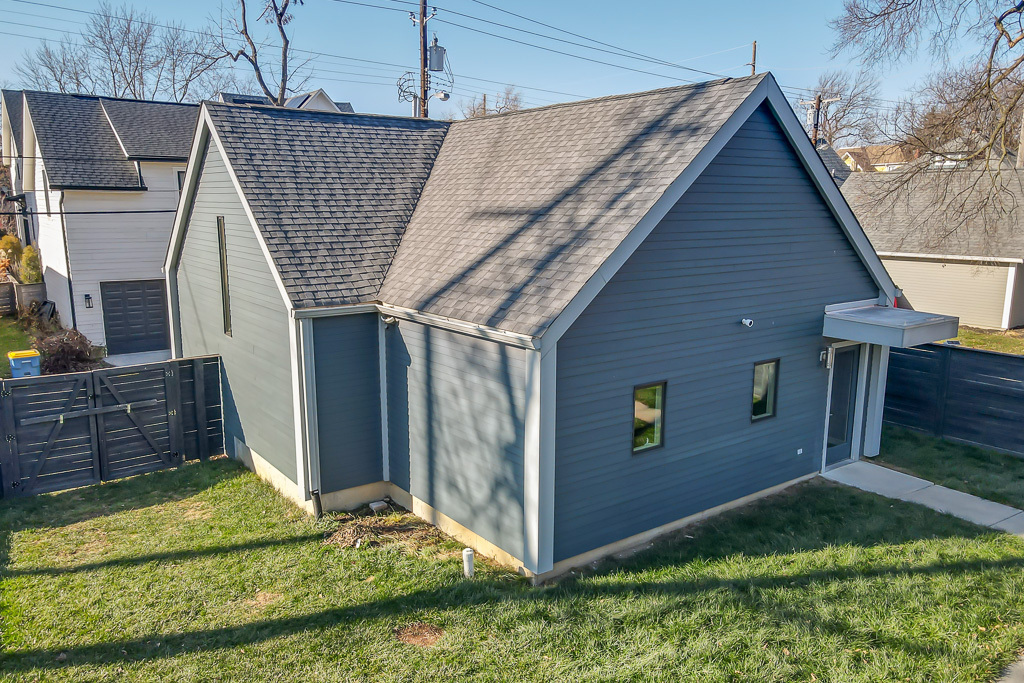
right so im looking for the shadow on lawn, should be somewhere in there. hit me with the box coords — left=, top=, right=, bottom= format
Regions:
left=2, top=481, right=1019, bottom=674
left=0, top=458, right=244, bottom=534
left=3, top=550, right=1021, bottom=672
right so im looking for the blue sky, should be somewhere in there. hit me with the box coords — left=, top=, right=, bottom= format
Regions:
left=0, top=0, right=954, bottom=118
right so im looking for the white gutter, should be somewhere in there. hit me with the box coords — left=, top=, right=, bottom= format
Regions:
left=878, top=251, right=1024, bottom=265
left=292, top=301, right=540, bottom=350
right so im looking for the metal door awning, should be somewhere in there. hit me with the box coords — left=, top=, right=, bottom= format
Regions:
left=823, top=305, right=959, bottom=348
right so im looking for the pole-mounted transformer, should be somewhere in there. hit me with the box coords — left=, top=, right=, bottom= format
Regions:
left=428, top=36, right=446, bottom=73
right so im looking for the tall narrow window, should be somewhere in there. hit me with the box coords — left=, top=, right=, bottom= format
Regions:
left=217, top=216, right=231, bottom=336
left=633, top=381, right=666, bottom=453
left=752, top=359, right=779, bottom=421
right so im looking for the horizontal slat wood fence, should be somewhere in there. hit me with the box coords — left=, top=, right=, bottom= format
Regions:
left=0, top=356, right=223, bottom=498
left=885, top=343, right=1024, bottom=456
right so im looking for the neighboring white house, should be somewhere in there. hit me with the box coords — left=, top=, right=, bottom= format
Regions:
left=1, top=89, right=354, bottom=357
left=5, top=91, right=200, bottom=356
left=842, top=170, right=1024, bottom=330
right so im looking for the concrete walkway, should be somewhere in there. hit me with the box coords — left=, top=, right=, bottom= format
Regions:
left=105, top=350, right=172, bottom=367
left=823, top=460, right=1024, bottom=535
left=825, top=460, right=1024, bottom=682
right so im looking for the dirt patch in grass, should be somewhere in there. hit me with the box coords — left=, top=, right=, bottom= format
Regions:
left=53, top=528, right=111, bottom=561
left=243, top=590, right=283, bottom=610
left=393, top=622, right=444, bottom=647
left=179, top=500, right=212, bottom=522
left=324, top=508, right=445, bottom=552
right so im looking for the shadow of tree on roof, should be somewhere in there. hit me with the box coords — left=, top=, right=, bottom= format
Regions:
left=410, top=84, right=722, bottom=334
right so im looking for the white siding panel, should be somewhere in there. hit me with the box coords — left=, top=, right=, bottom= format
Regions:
left=32, top=139, right=72, bottom=326
left=62, top=161, right=184, bottom=346
left=883, top=257, right=1009, bottom=329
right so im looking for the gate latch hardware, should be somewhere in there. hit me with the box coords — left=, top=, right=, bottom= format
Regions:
left=5, top=434, right=14, bottom=442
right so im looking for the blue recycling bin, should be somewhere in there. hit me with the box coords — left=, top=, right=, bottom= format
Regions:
left=8, top=350, right=40, bottom=378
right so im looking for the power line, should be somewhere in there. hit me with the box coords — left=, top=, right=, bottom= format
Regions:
left=434, top=18, right=707, bottom=83
left=327, top=0, right=726, bottom=79
left=7, top=0, right=590, bottom=103
left=461, top=0, right=749, bottom=74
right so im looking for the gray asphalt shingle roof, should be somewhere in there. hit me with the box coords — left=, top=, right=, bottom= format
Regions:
left=24, top=91, right=141, bottom=189
left=205, top=74, right=767, bottom=331
left=100, top=99, right=198, bottom=159
left=841, top=170, right=1024, bottom=258
left=378, top=74, right=766, bottom=335
left=2, top=90, right=23, bottom=154
left=24, top=92, right=198, bottom=189
left=205, top=102, right=448, bottom=308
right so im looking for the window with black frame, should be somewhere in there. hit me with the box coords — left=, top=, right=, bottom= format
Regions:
left=752, top=359, right=779, bottom=421
left=633, top=381, right=665, bottom=453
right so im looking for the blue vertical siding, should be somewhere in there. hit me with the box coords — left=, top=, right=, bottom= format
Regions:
left=312, top=314, right=382, bottom=492
left=386, top=321, right=526, bottom=559
left=552, top=104, right=878, bottom=561
left=176, top=140, right=297, bottom=482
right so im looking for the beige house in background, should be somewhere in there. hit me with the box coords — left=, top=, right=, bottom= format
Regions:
left=837, top=144, right=916, bottom=173
left=841, top=170, right=1024, bottom=330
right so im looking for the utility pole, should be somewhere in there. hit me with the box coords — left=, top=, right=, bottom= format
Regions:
left=749, top=41, right=756, bottom=76
left=418, top=0, right=429, bottom=118
left=482, top=93, right=487, bottom=116
left=799, top=93, right=841, bottom=144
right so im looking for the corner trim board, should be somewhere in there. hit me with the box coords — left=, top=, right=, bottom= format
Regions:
left=290, top=317, right=309, bottom=501
left=300, top=317, right=321, bottom=496
left=1002, top=266, right=1017, bottom=329
left=378, top=314, right=390, bottom=482
left=523, top=344, right=555, bottom=574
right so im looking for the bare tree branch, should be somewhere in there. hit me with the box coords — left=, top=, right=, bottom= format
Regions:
left=797, top=70, right=881, bottom=146
left=14, top=2, right=229, bottom=102
left=218, top=0, right=309, bottom=106
left=458, top=86, right=523, bottom=119
left=832, top=0, right=1024, bottom=234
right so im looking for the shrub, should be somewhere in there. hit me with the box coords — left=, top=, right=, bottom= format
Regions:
left=0, top=234, right=22, bottom=262
left=33, top=329, right=94, bottom=374
left=20, top=246, right=41, bottom=284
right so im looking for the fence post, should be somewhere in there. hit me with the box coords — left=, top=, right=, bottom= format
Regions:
left=164, top=362, right=184, bottom=464
left=0, top=380, right=18, bottom=498
left=192, top=358, right=210, bottom=461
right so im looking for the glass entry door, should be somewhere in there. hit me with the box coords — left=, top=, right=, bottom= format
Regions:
left=825, top=345, right=860, bottom=467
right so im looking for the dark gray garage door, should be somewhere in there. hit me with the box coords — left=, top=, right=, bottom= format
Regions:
left=100, top=280, right=170, bottom=355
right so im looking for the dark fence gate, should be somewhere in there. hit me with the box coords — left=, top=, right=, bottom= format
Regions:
left=885, top=343, right=1024, bottom=456
left=0, top=356, right=223, bottom=498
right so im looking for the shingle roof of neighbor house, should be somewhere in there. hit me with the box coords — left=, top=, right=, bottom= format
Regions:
left=100, top=98, right=198, bottom=159
left=205, top=103, right=448, bottom=307
left=841, top=170, right=1024, bottom=258
left=837, top=144, right=915, bottom=171
left=816, top=142, right=851, bottom=185
left=2, top=90, right=23, bottom=154
left=218, top=91, right=355, bottom=113
left=204, top=74, right=802, bottom=333
left=22, top=91, right=198, bottom=190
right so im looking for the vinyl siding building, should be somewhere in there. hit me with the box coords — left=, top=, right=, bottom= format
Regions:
left=2, top=91, right=199, bottom=357
left=842, top=171, right=1024, bottom=330
left=167, top=73, right=957, bottom=581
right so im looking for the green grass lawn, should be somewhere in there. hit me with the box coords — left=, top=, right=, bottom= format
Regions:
left=0, top=316, right=32, bottom=379
left=876, top=425, right=1024, bottom=509
left=948, top=326, right=1024, bottom=355
left=5, top=460, right=1024, bottom=681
